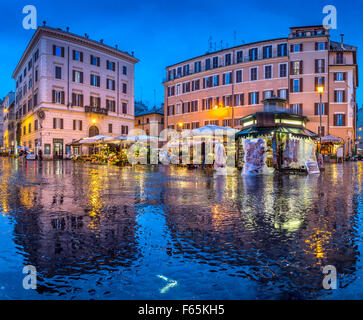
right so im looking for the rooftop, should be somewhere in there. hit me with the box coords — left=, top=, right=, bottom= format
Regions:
left=135, top=102, right=164, bottom=116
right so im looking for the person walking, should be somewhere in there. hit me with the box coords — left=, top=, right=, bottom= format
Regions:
left=201, top=141, right=206, bottom=169
left=38, top=149, right=43, bottom=161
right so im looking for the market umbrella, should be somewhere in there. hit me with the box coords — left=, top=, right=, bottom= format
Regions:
left=190, top=125, right=238, bottom=137
left=79, top=135, right=111, bottom=145
left=320, top=135, right=342, bottom=143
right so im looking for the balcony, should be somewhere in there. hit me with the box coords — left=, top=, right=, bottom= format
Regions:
left=332, top=57, right=347, bottom=65
left=85, top=106, right=108, bottom=115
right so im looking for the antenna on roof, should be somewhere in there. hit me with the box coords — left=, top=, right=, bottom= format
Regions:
left=208, top=36, right=212, bottom=52
left=233, top=30, right=237, bottom=46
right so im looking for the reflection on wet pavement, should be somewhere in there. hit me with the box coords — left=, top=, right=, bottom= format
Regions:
left=0, top=158, right=362, bottom=299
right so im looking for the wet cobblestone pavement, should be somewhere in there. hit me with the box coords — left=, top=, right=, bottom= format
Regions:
left=0, top=158, right=363, bottom=299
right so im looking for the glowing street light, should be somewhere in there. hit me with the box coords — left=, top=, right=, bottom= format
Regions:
left=92, top=119, right=97, bottom=124
left=317, top=85, right=325, bottom=153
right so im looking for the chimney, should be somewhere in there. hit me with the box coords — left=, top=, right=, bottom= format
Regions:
left=43, top=21, right=46, bottom=26
left=100, top=39, right=103, bottom=44
left=85, top=33, right=89, bottom=39
left=66, top=27, right=69, bottom=32
left=131, top=51, right=134, bottom=56
left=340, top=34, right=345, bottom=49
left=115, top=44, right=118, bottom=49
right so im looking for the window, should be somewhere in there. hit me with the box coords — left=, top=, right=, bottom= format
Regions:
left=35, top=119, right=38, bottom=131
left=73, top=120, right=82, bottom=131
left=167, top=105, right=175, bottom=116
left=334, top=114, right=345, bottom=126
left=236, top=70, right=243, bottom=83
left=53, top=118, right=64, bottom=129
left=107, top=78, right=115, bottom=90
left=292, top=43, right=303, bottom=53
left=52, top=90, right=65, bottom=104
left=55, top=66, right=62, bottom=79
left=249, top=48, right=258, bottom=61
left=28, top=59, right=32, bottom=69
left=205, top=58, right=211, bottom=70
left=106, top=60, right=115, bottom=71
left=168, top=86, right=175, bottom=96
left=183, top=64, right=190, bottom=76
left=90, top=55, right=100, bottom=66
left=23, top=126, right=26, bottom=135
left=121, top=125, right=129, bottom=135
left=191, top=100, right=198, bottom=112
left=248, top=92, right=259, bottom=105
left=277, top=89, right=287, bottom=99
left=122, top=66, right=127, bottom=75
left=262, top=46, right=272, bottom=59
left=176, top=84, right=181, bottom=95
left=34, top=49, right=39, bottom=61
left=225, top=53, right=231, bottom=66
left=106, top=99, right=116, bottom=112
left=182, top=102, right=190, bottom=113
left=176, top=103, right=182, bottom=114
left=314, top=103, right=327, bottom=115
left=72, top=70, right=83, bottom=83
left=315, top=76, right=325, bottom=90
left=223, top=73, right=232, bottom=85
left=28, top=98, right=32, bottom=111
left=108, top=123, right=113, bottom=133
left=336, top=52, right=344, bottom=64
left=264, top=65, right=272, bottom=79
left=73, top=50, right=83, bottom=61
left=34, top=93, right=38, bottom=106
left=53, top=45, right=64, bottom=57
left=177, top=67, right=182, bottom=77
left=316, top=42, right=327, bottom=51
left=290, top=104, right=302, bottom=115
left=318, top=126, right=325, bottom=136
left=28, top=78, right=32, bottom=89
left=213, top=56, right=219, bottom=68
left=335, top=72, right=345, bottom=81
left=35, top=69, right=38, bottom=82
left=183, top=82, right=191, bottom=93
left=90, top=96, right=101, bottom=107
left=250, top=67, right=258, bottom=81
left=194, top=61, right=201, bottom=73
left=335, top=90, right=345, bottom=103
left=264, top=90, right=272, bottom=99
left=213, top=75, right=219, bottom=87
left=223, top=96, right=232, bottom=107
left=237, top=50, right=243, bottom=63
left=122, top=102, right=127, bottom=114
left=279, top=64, right=287, bottom=77
left=72, top=93, right=83, bottom=107
left=292, top=79, right=301, bottom=92
left=192, top=79, right=200, bottom=91
left=28, top=123, right=31, bottom=133
left=291, top=61, right=303, bottom=75
left=234, top=93, right=244, bottom=106
left=122, top=83, right=127, bottom=94
left=90, top=74, right=100, bottom=87
left=277, top=43, right=287, bottom=57
left=315, top=59, right=325, bottom=73
left=192, top=122, right=199, bottom=129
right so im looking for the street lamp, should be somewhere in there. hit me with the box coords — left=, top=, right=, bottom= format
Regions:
left=317, top=85, right=324, bottom=153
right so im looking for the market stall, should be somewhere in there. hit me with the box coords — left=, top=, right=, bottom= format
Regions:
left=236, top=98, right=318, bottom=174
left=318, top=135, right=344, bottom=159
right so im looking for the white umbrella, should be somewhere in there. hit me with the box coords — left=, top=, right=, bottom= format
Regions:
left=321, top=135, right=342, bottom=143
left=190, top=125, right=238, bottom=137
left=128, top=135, right=159, bottom=142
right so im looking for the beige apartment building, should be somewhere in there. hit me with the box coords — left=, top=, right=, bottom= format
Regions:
left=163, top=25, right=358, bottom=154
left=12, top=25, right=138, bottom=158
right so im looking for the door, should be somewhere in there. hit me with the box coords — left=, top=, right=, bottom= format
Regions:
left=53, top=139, right=64, bottom=159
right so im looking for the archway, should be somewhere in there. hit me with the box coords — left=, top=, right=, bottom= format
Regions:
left=89, top=125, right=99, bottom=137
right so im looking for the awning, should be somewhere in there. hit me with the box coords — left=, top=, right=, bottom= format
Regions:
left=236, top=126, right=318, bottom=138
left=320, top=135, right=343, bottom=143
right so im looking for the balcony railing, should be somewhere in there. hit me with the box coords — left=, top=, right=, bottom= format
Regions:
left=332, top=57, right=347, bottom=65
left=85, top=106, right=108, bottom=115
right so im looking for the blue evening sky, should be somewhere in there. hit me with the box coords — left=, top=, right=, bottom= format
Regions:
left=0, top=0, right=362, bottom=108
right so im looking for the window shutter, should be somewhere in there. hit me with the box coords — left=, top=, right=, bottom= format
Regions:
left=97, top=57, right=100, bottom=66
left=61, top=47, right=64, bottom=57
left=322, top=77, right=325, bottom=86
left=325, top=103, right=329, bottom=115
left=53, top=118, right=56, bottom=129
left=300, top=78, right=303, bottom=92
left=334, top=73, right=337, bottom=81
left=315, top=60, right=318, bottom=73
left=322, top=59, right=325, bottom=73
left=315, top=77, right=318, bottom=90
left=343, top=90, right=346, bottom=102
left=202, top=99, right=205, bottom=110
left=80, top=72, right=83, bottom=83
left=73, top=120, right=76, bottom=130
left=299, top=104, right=303, bottom=115
left=72, top=50, right=75, bottom=60
left=71, top=93, right=75, bottom=106
left=52, top=90, right=55, bottom=103
left=314, top=103, right=318, bottom=115
left=90, top=55, right=93, bottom=64
left=97, top=97, right=101, bottom=107
left=80, top=95, right=83, bottom=107
left=315, top=42, right=318, bottom=51
left=289, top=104, right=293, bottom=111
left=248, top=93, right=251, bottom=105
left=290, top=61, right=293, bottom=75
left=256, top=92, right=259, bottom=104
left=61, top=91, right=65, bottom=104
left=334, top=115, right=337, bottom=126
left=72, top=70, right=75, bottom=82
left=223, top=74, right=226, bottom=85
left=300, top=43, right=303, bottom=52
left=300, top=60, right=303, bottom=74
left=80, top=52, right=83, bottom=62
left=80, top=121, right=83, bottom=131
left=52, top=45, right=56, bottom=55
left=343, top=72, right=347, bottom=81
left=342, top=114, right=346, bottom=126
left=290, top=45, right=293, bottom=53
left=60, top=118, right=64, bottom=129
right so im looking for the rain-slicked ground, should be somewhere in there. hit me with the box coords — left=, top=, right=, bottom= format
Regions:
left=0, top=157, right=362, bottom=299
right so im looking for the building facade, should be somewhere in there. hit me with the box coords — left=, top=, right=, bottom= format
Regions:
left=134, top=101, right=164, bottom=136
left=163, top=26, right=358, bottom=154
left=12, top=26, right=138, bottom=158
left=1, top=91, right=15, bottom=149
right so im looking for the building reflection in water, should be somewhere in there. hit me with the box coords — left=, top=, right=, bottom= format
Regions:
left=162, top=165, right=359, bottom=299
left=0, top=159, right=138, bottom=295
